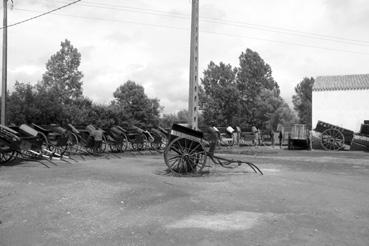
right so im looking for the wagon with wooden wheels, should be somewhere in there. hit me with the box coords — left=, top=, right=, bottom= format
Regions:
left=124, top=125, right=149, bottom=151
left=0, top=124, right=61, bottom=165
left=314, top=121, right=354, bottom=151
left=0, top=127, right=18, bottom=164
left=31, top=123, right=70, bottom=157
left=164, top=124, right=207, bottom=175
left=147, top=128, right=166, bottom=150
left=66, top=124, right=105, bottom=155
left=163, top=124, right=263, bottom=176
left=102, top=126, right=128, bottom=153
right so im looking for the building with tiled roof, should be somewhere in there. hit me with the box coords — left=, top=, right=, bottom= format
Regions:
left=312, top=74, right=369, bottom=131
left=313, top=74, right=369, bottom=91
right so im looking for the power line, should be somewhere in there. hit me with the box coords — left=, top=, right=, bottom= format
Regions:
left=202, top=30, right=369, bottom=56
left=12, top=8, right=369, bottom=56
left=48, top=0, right=369, bottom=46
left=14, top=8, right=189, bottom=32
left=0, top=0, right=82, bottom=30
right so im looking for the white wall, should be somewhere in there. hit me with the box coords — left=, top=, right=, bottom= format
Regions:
left=312, top=89, right=369, bottom=132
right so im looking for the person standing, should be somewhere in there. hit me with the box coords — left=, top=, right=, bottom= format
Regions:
left=278, top=131, right=283, bottom=148
left=270, top=129, right=275, bottom=147
left=236, top=126, right=241, bottom=146
left=252, top=126, right=258, bottom=146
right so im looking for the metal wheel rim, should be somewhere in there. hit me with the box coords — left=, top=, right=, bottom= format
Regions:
left=321, top=128, right=345, bottom=151
left=121, top=134, right=128, bottom=152
left=66, top=132, right=79, bottom=154
left=164, top=137, right=207, bottom=175
left=0, top=149, right=16, bottom=164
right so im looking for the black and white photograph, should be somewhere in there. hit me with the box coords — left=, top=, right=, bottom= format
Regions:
left=0, top=0, right=369, bottom=245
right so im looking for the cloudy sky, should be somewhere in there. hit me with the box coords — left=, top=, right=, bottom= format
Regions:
left=3, top=0, right=369, bottom=113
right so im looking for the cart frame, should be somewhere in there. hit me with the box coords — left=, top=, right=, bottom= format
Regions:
left=163, top=124, right=263, bottom=175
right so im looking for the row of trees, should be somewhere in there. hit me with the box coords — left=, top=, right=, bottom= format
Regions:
left=4, top=39, right=313, bottom=131
left=6, top=40, right=161, bottom=129
left=200, top=49, right=298, bottom=131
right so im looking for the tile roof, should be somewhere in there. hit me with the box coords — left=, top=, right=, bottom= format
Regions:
left=313, top=74, right=369, bottom=91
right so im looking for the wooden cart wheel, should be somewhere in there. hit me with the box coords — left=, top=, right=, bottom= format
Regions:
left=38, top=132, right=49, bottom=152
left=120, top=133, right=129, bottom=152
left=131, top=134, right=146, bottom=151
left=160, top=134, right=168, bottom=149
left=96, top=134, right=107, bottom=153
left=0, top=147, right=16, bottom=165
left=321, top=128, right=345, bottom=151
left=66, top=132, right=79, bottom=154
left=150, top=132, right=163, bottom=150
left=48, top=144, right=68, bottom=156
left=164, top=137, right=207, bottom=175
left=109, top=140, right=122, bottom=152
left=47, top=134, right=69, bottom=156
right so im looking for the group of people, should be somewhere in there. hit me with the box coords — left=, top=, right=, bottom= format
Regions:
left=251, top=126, right=284, bottom=147
left=211, top=125, right=284, bottom=147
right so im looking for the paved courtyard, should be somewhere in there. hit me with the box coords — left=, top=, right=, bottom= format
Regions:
left=1, top=149, right=369, bottom=246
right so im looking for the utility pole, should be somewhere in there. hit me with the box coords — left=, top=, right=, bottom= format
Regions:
left=1, top=0, right=8, bottom=125
left=188, top=0, right=199, bottom=130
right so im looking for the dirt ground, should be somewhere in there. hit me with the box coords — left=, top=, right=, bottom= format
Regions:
left=1, top=149, right=369, bottom=246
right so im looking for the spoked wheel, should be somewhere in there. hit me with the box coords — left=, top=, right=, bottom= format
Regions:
left=99, top=135, right=107, bottom=153
left=48, top=144, right=68, bottom=157
left=18, top=149, right=40, bottom=160
left=0, top=147, right=16, bottom=165
left=109, top=141, right=123, bottom=152
left=53, top=134, right=72, bottom=156
left=150, top=134, right=162, bottom=150
left=91, top=135, right=107, bottom=154
left=120, top=134, right=129, bottom=152
left=151, top=140, right=162, bottom=150
left=47, top=135, right=69, bottom=157
left=38, top=132, right=50, bottom=154
left=164, top=137, right=207, bottom=175
left=131, top=134, right=146, bottom=151
left=66, top=132, right=79, bottom=154
left=151, top=133, right=167, bottom=150
left=321, top=128, right=345, bottom=151
left=160, top=135, right=168, bottom=149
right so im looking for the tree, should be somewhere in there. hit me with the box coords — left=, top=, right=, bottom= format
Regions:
left=160, top=109, right=205, bottom=129
left=236, top=48, right=280, bottom=126
left=252, top=88, right=297, bottom=130
left=200, top=48, right=295, bottom=130
left=160, top=109, right=189, bottom=128
left=7, top=81, right=39, bottom=125
left=41, top=39, right=83, bottom=104
left=112, top=80, right=162, bottom=127
left=200, top=61, right=240, bottom=126
left=292, top=77, right=314, bottom=129
left=61, top=96, right=93, bottom=126
left=7, top=81, right=66, bottom=125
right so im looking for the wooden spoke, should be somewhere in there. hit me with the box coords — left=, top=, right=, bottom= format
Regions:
left=321, top=128, right=345, bottom=151
left=164, top=137, right=207, bottom=175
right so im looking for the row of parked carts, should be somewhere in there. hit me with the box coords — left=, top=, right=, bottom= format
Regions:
left=0, top=123, right=169, bottom=166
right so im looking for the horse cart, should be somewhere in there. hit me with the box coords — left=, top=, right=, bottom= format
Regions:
left=66, top=124, right=105, bottom=154
left=121, top=125, right=149, bottom=151
left=163, top=124, right=263, bottom=175
left=314, top=121, right=354, bottom=151
left=102, top=126, right=128, bottom=153
left=0, top=124, right=61, bottom=165
left=31, top=123, right=71, bottom=156
left=149, top=128, right=167, bottom=150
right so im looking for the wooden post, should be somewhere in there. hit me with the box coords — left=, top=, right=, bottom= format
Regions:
left=188, top=0, right=199, bottom=130
left=1, top=0, right=7, bottom=125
